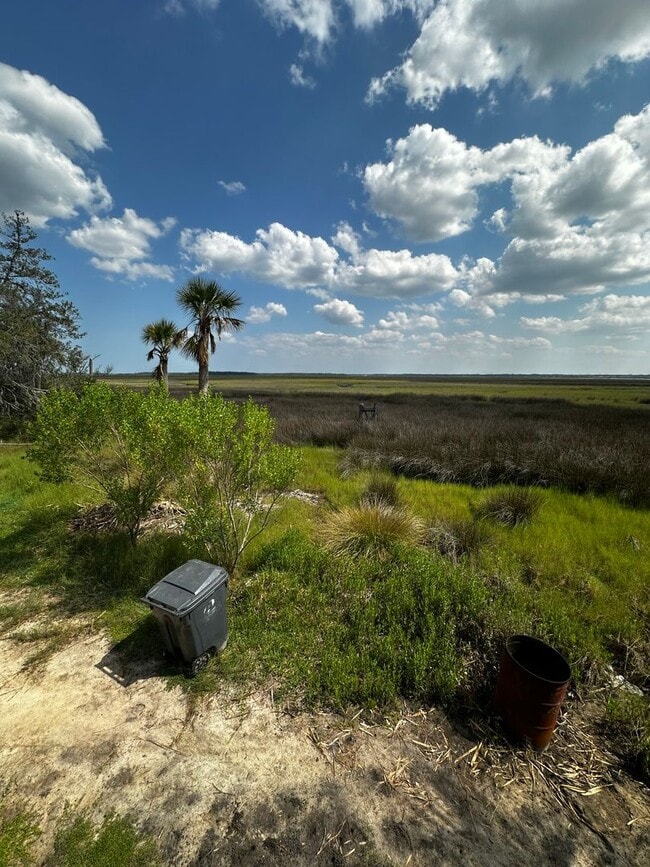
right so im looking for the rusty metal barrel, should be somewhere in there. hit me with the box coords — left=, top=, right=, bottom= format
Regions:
left=494, top=634, right=571, bottom=751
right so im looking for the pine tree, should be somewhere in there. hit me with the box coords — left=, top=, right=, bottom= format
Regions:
left=0, top=210, right=84, bottom=421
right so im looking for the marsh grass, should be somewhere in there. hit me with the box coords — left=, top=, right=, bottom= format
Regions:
left=319, top=503, right=424, bottom=560
left=265, top=392, right=650, bottom=506
left=106, top=371, right=650, bottom=408
left=425, top=519, right=493, bottom=561
left=472, top=487, right=543, bottom=527
left=359, top=474, right=401, bottom=508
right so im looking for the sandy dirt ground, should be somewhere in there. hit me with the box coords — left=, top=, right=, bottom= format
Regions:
left=0, top=629, right=649, bottom=866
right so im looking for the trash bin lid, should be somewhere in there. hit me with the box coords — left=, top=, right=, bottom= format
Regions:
left=142, top=560, right=228, bottom=615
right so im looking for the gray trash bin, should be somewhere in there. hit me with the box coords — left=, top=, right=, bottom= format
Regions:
left=141, top=559, right=228, bottom=676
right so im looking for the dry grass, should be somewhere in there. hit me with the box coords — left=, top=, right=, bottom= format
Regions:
left=265, top=392, right=650, bottom=507
left=471, top=488, right=544, bottom=527
left=319, top=503, right=425, bottom=560
left=424, top=519, right=492, bottom=560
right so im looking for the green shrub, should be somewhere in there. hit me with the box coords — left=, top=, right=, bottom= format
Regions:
left=227, top=533, right=492, bottom=709
left=28, top=383, right=185, bottom=544
left=312, top=547, right=489, bottom=707
left=472, top=487, right=543, bottom=527
left=175, top=395, right=300, bottom=573
left=47, top=813, right=160, bottom=867
left=320, top=503, right=424, bottom=561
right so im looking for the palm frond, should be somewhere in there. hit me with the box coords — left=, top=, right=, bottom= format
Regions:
left=179, top=332, right=200, bottom=361
left=176, top=277, right=243, bottom=320
left=142, top=318, right=178, bottom=347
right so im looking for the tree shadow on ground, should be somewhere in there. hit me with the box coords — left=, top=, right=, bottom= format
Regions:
left=189, top=770, right=594, bottom=867
left=1, top=503, right=188, bottom=611
left=0, top=504, right=74, bottom=585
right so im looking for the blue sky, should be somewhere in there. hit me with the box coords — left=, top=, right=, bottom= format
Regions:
left=1, top=0, right=650, bottom=375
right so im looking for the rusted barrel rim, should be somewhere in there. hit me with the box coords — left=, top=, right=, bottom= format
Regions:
left=505, top=634, right=571, bottom=686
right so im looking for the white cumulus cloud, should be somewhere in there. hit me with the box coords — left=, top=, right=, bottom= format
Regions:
left=314, top=298, right=364, bottom=326
left=258, top=0, right=336, bottom=44
left=182, top=221, right=458, bottom=300
left=368, top=0, right=650, bottom=107
left=366, top=105, right=650, bottom=307
left=247, top=302, right=288, bottom=323
left=0, top=62, right=111, bottom=225
left=521, top=295, right=650, bottom=334
left=68, top=209, right=176, bottom=281
left=334, top=247, right=457, bottom=298
left=364, top=124, right=566, bottom=242
left=377, top=308, right=439, bottom=330
left=181, top=222, right=340, bottom=289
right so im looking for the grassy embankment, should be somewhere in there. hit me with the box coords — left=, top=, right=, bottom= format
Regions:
left=1, top=384, right=649, bottom=780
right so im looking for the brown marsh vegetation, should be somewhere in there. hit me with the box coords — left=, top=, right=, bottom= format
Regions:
left=242, top=391, right=650, bottom=507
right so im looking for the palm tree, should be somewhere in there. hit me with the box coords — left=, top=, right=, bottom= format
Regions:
left=141, top=318, right=178, bottom=388
left=176, top=277, right=244, bottom=395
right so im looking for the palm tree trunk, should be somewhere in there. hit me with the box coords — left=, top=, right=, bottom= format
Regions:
left=198, top=332, right=210, bottom=395
left=161, top=355, right=169, bottom=389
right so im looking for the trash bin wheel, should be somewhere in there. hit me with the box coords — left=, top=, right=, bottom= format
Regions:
left=189, top=652, right=210, bottom=677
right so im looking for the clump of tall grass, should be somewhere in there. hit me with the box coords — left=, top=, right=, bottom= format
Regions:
left=425, top=519, right=492, bottom=561
left=339, top=448, right=384, bottom=478
left=359, top=473, right=401, bottom=508
left=320, top=502, right=424, bottom=560
left=472, top=488, right=543, bottom=527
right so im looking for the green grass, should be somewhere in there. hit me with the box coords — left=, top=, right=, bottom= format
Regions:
left=0, top=803, right=39, bottom=867
left=47, top=812, right=160, bottom=867
left=319, top=502, right=424, bottom=560
left=0, top=801, right=160, bottom=867
left=1, top=444, right=648, bottom=779
left=103, top=373, right=650, bottom=409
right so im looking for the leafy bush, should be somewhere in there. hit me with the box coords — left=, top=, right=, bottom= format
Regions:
left=47, top=813, right=160, bottom=867
left=29, top=383, right=184, bottom=544
left=175, top=395, right=300, bottom=573
left=319, top=503, right=424, bottom=561
left=28, top=385, right=299, bottom=564
left=472, top=488, right=543, bottom=527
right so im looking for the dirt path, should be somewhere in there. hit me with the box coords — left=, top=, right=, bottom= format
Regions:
left=0, top=632, right=648, bottom=866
